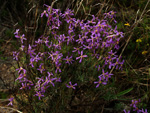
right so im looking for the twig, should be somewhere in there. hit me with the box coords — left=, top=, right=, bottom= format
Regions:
left=132, top=0, right=150, bottom=28
left=32, top=9, right=40, bottom=45
left=66, top=0, right=75, bottom=10
left=81, top=3, right=86, bottom=14
left=96, top=0, right=106, bottom=17
left=125, top=60, right=138, bottom=75
left=27, top=4, right=36, bottom=14
left=75, top=0, right=84, bottom=15
left=84, top=5, right=92, bottom=21
left=132, top=81, right=150, bottom=86
left=0, top=106, right=23, bottom=113
left=101, top=104, right=105, bottom=113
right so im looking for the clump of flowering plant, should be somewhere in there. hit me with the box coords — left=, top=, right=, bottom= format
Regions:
left=124, top=99, right=148, bottom=113
left=12, top=4, right=124, bottom=112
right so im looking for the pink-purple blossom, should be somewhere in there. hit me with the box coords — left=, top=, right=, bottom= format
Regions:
left=76, top=51, right=88, bottom=63
left=66, top=81, right=77, bottom=89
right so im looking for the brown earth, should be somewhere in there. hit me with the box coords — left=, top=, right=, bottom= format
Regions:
left=0, top=26, right=22, bottom=112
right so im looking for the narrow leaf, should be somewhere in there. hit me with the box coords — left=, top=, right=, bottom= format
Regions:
left=116, top=87, right=133, bottom=97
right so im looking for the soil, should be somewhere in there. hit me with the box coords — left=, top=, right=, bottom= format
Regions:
left=0, top=26, right=21, bottom=112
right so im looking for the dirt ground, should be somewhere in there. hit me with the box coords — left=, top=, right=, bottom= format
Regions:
left=0, top=26, right=21, bottom=112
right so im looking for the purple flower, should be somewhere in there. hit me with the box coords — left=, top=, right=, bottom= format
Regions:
left=76, top=51, right=88, bottom=63
left=76, top=35, right=84, bottom=44
left=7, top=97, right=14, bottom=106
left=20, top=34, right=27, bottom=43
left=95, top=65, right=101, bottom=71
left=14, top=29, right=19, bottom=35
left=26, top=81, right=34, bottom=89
left=123, top=109, right=130, bottom=113
left=15, top=74, right=23, bottom=81
left=42, top=72, right=56, bottom=86
left=62, top=9, right=74, bottom=18
left=104, top=56, right=116, bottom=69
left=108, top=50, right=117, bottom=57
left=47, top=72, right=54, bottom=77
left=40, top=86, right=47, bottom=93
left=119, top=60, right=124, bottom=70
left=43, top=4, right=52, bottom=12
left=53, top=42, right=62, bottom=50
left=141, top=109, right=148, bottom=113
left=58, top=34, right=66, bottom=42
left=55, top=77, right=61, bottom=82
left=49, top=77, right=56, bottom=87
left=37, top=63, right=45, bottom=73
left=104, top=72, right=113, bottom=81
left=55, top=63, right=61, bottom=73
left=14, top=29, right=20, bottom=38
left=38, top=52, right=46, bottom=58
left=33, top=54, right=41, bottom=62
left=91, top=50, right=99, bottom=58
left=101, top=69, right=107, bottom=76
left=20, top=83, right=27, bottom=90
left=101, top=41, right=109, bottom=48
left=108, top=61, right=115, bottom=69
left=68, top=27, right=74, bottom=35
left=34, top=91, right=44, bottom=100
left=35, top=38, right=43, bottom=44
left=13, top=51, right=19, bottom=61
left=41, top=10, right=48, bottom=17
left=87, top=15, right=96, bottom=24
left=15, top=72, right=27, bottom=82
left=104, top=11, right=116, bottom=19
left=63, top=56, right=74, bottom=65
left=133, top=107, right=142, bottom=113
left=66, top=81, right=77, bottom=89
left=20, top=45, right=25, bottom=51
left=43, top=36, right=49, bottom=46
left=66, top=35, right=75, bottom=45
left=81, top=23, right=90, bottom=31
left=130, top=99, right=140, bottom=108
left=115, top=58, right=124, bottom=70
left=97, top=21, right=107, bottom=30
left=43, top=76, right=50, bottom=86
left=94, top=76, right=107, bottom=88
left=51, top=31, right=58, bottom=39
left=16, top=67, right=26, bottom=74
left=27, top=44, right=36, bottom=57
left=72, top=46, right=82, bottom=54
left=49, top=51, right=63, bottom=64
left=29, top=58, right=34, bottom=67
left=36, top=77, right=44, bottom=84
left=48, top=51, right=54, bottom=59
left=83, top=45, right=91, bottom=50
left=114, top=38, right=120, bottom=50
left=15, top=34, right=27, bottom=44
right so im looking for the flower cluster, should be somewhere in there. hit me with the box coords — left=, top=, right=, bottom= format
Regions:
left=124, top=99, right=148, bottom=113
left=13, top=4, right=124, bottom=101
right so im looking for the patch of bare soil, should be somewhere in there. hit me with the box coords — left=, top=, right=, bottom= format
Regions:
left=0, top=36, right=21, bottom=112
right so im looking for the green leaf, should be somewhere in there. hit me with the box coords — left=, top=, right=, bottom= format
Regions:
left=116, top=87, right=133, bottom=97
